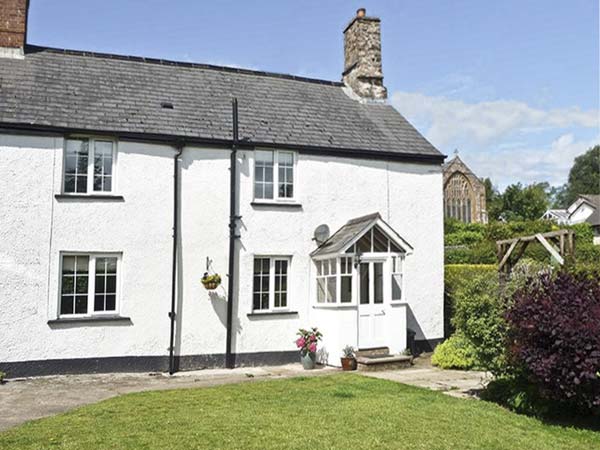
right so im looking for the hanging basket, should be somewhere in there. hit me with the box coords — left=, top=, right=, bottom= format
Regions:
left=201, top=273, right=222, bottom=290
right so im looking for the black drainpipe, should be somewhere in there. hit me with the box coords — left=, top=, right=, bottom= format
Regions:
left=169, top=143, right=184, bottom=375
left=225, top=98, right=240, bottom=368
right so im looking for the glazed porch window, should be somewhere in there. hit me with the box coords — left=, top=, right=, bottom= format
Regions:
left=316, top=256, right=353, bottom=304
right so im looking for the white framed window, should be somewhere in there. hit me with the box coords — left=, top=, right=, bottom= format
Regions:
left=63, top=138, right=117, bottom=194
left=316, top=256, right=353, bottom=304
left=59, top=253, right=121, bottom=317
left=253, top=150, right=295, bottom=201
left=252, top=256, right=291, bottom=311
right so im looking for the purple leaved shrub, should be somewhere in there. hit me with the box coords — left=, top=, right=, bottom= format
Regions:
left=506, top=272, right=600, bottom=411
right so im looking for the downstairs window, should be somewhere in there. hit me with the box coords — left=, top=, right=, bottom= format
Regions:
left=252, top=256, right=291, bottom=311
left=60, top=253, right=120, bottom=316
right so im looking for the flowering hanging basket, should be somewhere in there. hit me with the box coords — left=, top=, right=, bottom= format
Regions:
left=201, top=273, right=222, bottom=290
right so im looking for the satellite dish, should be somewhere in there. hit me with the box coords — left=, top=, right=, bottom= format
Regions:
left=313, top=224, right=330, bottom=245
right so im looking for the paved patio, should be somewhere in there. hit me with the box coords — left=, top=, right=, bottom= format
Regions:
left=0, top=358, right=489, bottom=432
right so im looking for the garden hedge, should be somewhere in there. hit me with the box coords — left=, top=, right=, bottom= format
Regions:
left=444, top=219, right=599, bottom=265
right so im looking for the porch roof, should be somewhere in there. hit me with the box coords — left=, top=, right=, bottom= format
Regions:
left=310, top=212, right=413, bottom=258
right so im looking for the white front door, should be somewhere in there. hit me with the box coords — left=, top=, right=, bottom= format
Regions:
left=358, top=260, right=387, bottom=349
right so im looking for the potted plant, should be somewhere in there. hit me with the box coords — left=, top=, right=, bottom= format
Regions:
left=201, top=272, right=221, bottom=290
left=295, top=327, right=322, bottom=370
left=340, top=345, right=357, bottom=371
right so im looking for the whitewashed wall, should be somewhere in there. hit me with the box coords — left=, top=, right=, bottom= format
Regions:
left=235, top=152, right=443, bottom=362
left=0, top=133, right=444, bottom=368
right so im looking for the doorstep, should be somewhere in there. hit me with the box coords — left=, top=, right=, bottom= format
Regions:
left=356, top=354, right=413, bottom=372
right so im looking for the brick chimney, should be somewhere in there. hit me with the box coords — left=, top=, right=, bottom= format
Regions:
left=342, top=8, right=387, bottom=100
left=0, top=0, right=29, bottom=58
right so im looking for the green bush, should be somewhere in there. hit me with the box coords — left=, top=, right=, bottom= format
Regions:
left=444, top=218, right=486, bottom=235
left=0, top=371, right=5, bottom=383
left=566, top=262, right=600, bottom=280
left=571, top=222, right=594, bottom=244
left=445, top=241, right=497, bottom=264
left=484, top=220, right=555, bottom=242
left=452, top=271, right=508, bottom=375
left=445, top=230, right=485, bottom=246
left=576, top=243, right=600, bottom=264
left=444, top=264, right=497, bottom=337
left=431, top=334, right=478, bottom=370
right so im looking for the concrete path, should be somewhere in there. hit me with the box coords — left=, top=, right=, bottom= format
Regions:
left=0, top=359, right=489, bottom=432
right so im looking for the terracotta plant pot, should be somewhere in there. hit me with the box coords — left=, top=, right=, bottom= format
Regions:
left=340, top=357, right=357, bottom=371
left=301, top=352, right=316, bottom=370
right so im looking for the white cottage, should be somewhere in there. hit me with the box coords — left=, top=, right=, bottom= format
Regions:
left=0, top=3, right=445, bottom=377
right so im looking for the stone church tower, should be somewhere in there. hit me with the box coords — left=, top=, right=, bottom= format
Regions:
left=443, top=155, right=488, bottom=224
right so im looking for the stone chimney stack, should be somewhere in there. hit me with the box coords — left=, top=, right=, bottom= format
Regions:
left=342, top=8, right=387, bottom=100
left=0, top=0, right=29, bottom=58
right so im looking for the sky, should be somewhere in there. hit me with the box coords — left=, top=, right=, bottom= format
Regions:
left=27, top=0, right=599, bottom=189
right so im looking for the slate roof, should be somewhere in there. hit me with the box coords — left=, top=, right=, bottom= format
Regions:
left=310, top=212, right=412, bottom=257
left=311, top=213, right=381, bottom=257
left=0, top=46, right=443, bottom=161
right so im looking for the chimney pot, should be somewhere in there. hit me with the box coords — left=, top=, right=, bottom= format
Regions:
left=356, top=8, right=366, bottom=18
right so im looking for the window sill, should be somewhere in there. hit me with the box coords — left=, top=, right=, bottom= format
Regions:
left=48, top=316, right=132, bottom=325
left=247, top=311, right=299, bottom=317
left=55, top=194, right=124, bottom=201
left=390, top=301, right=408, bottom=306
left=250, top=201, right=302, bottom=209
left=312, top=304, right=356, bottom=310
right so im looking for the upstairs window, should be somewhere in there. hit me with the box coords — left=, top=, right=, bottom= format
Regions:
left=64, top=138, right=116, bottom=194
left=60, top=253, right=120, bottom=316
left=252, top=256, right=291, bottom=311
left=254, top=150, right=295, bottom=201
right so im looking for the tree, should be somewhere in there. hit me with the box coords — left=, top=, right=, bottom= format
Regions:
left=564, top=145, right=600, bottom=205
left=499, top=182, right=550, bottom=221
left=483, top=177, right=503, bottom=221
left=548, top=184, right=569, bottom=209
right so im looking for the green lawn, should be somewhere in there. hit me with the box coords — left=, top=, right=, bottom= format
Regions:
left=1, top=374, right=598, bottom=450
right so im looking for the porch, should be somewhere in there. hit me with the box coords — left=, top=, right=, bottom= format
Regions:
left=308, top=213, right=415, bottom=365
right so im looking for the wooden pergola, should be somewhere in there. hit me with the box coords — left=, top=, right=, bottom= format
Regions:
left=496, top=229, right=575, bottom=274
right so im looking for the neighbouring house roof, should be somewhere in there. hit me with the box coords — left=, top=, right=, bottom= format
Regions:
left=579, top=194, right=600, bottom=226
left=542, top=209, right=570, bottom=222
left=0, top=46, right=444, bottom=162
left=310, top=212, right=412, bottom=257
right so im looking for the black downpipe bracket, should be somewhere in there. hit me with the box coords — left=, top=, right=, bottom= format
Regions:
left=226, top=99, right=240, bottom=368
left=169, top=143, right=184, bottom=375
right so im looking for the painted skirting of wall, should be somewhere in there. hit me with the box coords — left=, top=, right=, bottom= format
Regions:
left=1, top=342, right=442, bottom=378
left=0, top=351, right=299, bottom=379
